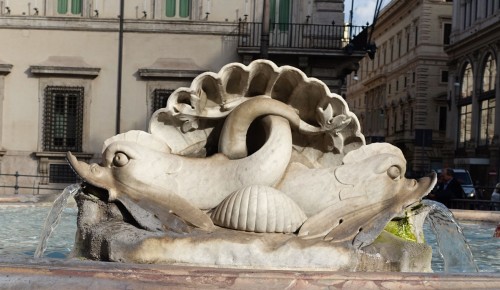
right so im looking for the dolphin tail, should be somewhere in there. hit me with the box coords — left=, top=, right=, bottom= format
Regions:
left=122, top=185, right=216, bottom=232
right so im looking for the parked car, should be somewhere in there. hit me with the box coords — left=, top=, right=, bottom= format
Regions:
left=435, top=169, right=476, bottom=199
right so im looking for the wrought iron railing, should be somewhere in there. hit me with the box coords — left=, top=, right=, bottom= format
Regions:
left=238, top=22, right=368, bottom=50
left=0, top=171, right=80, bottom=195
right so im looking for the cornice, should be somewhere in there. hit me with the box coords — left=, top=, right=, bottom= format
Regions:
left=0, top=16, right=237, bottom=35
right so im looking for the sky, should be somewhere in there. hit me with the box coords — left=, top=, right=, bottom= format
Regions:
left=344, top=0, right=389, bottom=26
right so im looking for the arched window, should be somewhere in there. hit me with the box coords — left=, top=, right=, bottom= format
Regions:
left=461, top=62, right=474, bottom=98
left=57, top=0, right=82, bottom=15
left=478, top=54, right=497, bottom=146
left=482, top=54, right=497, bottom=93
left=458, top=62, right=473, bottom=148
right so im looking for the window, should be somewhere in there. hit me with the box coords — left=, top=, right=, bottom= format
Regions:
left=383, top=43, right=387, bottom=64
left=414, top=25, right=419, bottom=46
left=482, top=54, right=497, bottom=93
left=441, top=70, right=449, bottom=83
left=397, top=33, right=402, bottom=57
left=57, top=0, right=82, bottom=15
left=43, top=86, right=84, bottom=152
left=390, top=38, right=394, bottom=61
left=49, top=164, right=80, bottom=183
left=152, top=89, right=173, bottom=113
left=166, top=0, right=191, bottom=18
left=458, top=104, right=472, bottom=148
left=461, top=62, right=474, bottom=98
left=478, top=55, right=496, bottom=146
left=270, top=0, right=291, bottom=31
left=439, top=106, right=447, bottom=131
left=479, top=99, right=495, bottom=146
left=443, top=23, right=452, bottom=45
left=405, top=26, right=410, bottom=52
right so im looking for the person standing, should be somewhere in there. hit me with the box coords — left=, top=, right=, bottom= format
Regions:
left=428, top=168, right=465, bottom=207
left=491, top=183, right=500, bottom=211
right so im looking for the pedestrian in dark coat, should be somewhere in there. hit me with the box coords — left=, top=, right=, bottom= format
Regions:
left=428, top=168, right=465, bottom=207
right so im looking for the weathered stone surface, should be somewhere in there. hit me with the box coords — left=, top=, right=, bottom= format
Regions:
left=72, top=193, right=432, bottom=272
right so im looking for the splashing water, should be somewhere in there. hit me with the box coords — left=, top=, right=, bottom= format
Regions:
left=422, top=199, right=479, bottom=272
left=34, top=183, right=81, bottom=258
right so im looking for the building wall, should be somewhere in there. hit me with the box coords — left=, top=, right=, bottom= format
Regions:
left=345, top=0, right=452, bottom=176
left=446, top=0, right=500, bottom=186
left=0, top=0, right=349, bottom=193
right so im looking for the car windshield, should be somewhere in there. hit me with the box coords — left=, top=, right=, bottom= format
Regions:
left=454, top=172, right=473, bottom=186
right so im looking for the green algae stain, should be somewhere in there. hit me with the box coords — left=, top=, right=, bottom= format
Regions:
left=384, top=218, right=417, bottom=242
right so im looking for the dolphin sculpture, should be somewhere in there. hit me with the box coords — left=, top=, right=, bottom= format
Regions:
left=68, top=96, right=436, bottom=248
left=67, top=59, right=437, bottom=247
left=68, top=97, right=336, bottom=231
left=276, top=145, right=437, bottom=248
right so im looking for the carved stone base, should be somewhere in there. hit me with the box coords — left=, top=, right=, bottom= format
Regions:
left=71, top=192, right=432, bottom=272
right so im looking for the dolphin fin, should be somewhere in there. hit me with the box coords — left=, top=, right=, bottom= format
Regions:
left=323, top=199, right=397, bottom=248
left=116, top=194, right=164, bottom=232
left=117, top=194, right=194, bottom=234
left=297, top=196, right=366, bottom=240
left=118, top=184, right=216, bottom=232
left=298, top=197, right=402, bottom=248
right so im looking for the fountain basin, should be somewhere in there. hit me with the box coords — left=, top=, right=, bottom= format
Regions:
left=1, top=259, right=500, bottom=289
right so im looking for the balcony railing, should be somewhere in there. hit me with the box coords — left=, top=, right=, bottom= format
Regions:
left=238, top=22, right=368, bottom=50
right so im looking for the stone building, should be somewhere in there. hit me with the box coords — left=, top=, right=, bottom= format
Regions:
left=345, top=0, right=453, bottom=177
left=0, top=0, right=366, bottom=193
left=445, top=0, right=500, bottom=186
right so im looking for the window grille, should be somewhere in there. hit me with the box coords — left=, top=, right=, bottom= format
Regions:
left=49, top=164, right=80, bottom=184
left=43, top=86, right=84, bottom=152
left=152, top=89, right=173, bottom=113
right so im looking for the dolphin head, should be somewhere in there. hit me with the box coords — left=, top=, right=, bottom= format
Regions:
left=68, top=141, right=180, bottom=202
left=67, top=141, right=215, bottom=232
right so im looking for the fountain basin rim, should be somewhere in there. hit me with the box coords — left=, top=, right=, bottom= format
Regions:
left=1, top=258, right=500, bottom=290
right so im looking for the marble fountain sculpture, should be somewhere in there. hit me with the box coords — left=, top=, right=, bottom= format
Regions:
left=67, top=60, right=437, bottom=271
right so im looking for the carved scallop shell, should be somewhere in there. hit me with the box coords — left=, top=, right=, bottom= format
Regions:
left=149, top=59, right=365, bottom=161
left=211, top=185, right=307, bottom=233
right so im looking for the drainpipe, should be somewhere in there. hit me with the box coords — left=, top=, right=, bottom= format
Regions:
left=116, top=0, right=124, bottom=134
left=260, top=0, right=270, bottom=59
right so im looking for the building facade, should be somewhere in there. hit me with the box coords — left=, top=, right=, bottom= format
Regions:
left=345, top=0, right=453, bottom=177
left=0, top=0, right=367, bottom=193
left=445, top=0, right=500, bottom=186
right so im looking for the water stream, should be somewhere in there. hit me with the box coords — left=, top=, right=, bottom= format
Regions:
left=422, top=199, right=479, bottom=272
left=33, top=183, right=81, bottom=258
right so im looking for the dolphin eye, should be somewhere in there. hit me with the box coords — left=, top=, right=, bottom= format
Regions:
left=387, top=166, right=401, bottom=180
left=113, top=152, right=129, bottom=167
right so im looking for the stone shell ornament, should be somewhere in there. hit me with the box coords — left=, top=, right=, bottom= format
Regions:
left=149, top=59, right=365, bottom=163
left=211, top=185, right=307, bottom=233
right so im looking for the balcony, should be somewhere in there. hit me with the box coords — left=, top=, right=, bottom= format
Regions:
left=237, top=22, right=368, bottom=57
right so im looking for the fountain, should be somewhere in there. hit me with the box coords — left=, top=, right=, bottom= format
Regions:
left=10, top=60, right=499, bottom=288
left=63, top=60, right=436, bottom=271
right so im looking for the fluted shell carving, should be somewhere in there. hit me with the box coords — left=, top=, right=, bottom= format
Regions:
left=149, top=59, right=365, bottom=157
left=211, top=185, right=307, bottom=233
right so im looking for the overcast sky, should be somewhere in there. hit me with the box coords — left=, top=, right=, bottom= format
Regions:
left=344, top=0, right=389, bottom=26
